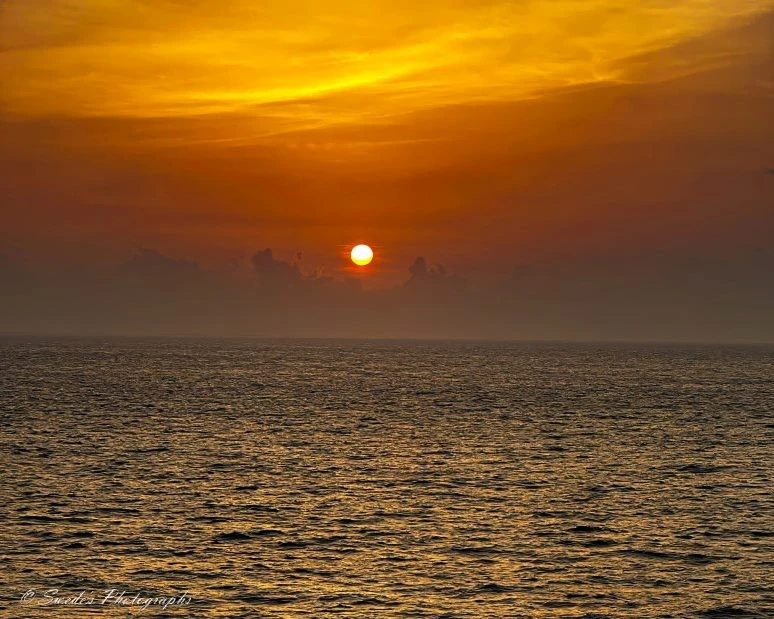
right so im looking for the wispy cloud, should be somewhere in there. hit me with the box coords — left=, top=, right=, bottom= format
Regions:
left=2, top=0, right=771, bottom=127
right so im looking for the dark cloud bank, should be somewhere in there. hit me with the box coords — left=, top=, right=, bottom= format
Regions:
left=1, top=248, right=773, bottom=342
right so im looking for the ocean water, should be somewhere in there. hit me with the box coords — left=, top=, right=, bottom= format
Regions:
left=1, top=338, right=772, bottom=618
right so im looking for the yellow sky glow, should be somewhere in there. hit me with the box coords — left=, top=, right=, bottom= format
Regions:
left=1, top=0, right=770, bottom=132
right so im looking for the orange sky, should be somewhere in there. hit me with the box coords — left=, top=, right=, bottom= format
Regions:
left=1, top=0, right=773, bottom=287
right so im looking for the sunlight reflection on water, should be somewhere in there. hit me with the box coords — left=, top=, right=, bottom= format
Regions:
left=1, top=339, right=772, bottom=617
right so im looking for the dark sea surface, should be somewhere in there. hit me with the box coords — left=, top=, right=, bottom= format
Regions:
left=1, top=338, right=772, bottom=618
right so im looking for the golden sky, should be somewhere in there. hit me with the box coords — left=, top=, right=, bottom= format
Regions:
left=2, top=0, right=769, bottom=121
left=1, top=0, right=773, bottom=285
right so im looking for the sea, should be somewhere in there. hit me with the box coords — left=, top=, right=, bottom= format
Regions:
left=1, top=338, right=772, bottom=618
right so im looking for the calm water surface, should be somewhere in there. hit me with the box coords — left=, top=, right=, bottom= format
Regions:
left=1, top=339, right=772, bottom=618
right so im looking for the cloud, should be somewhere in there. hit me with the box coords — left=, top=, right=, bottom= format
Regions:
left=405, top=256, right=462, bottom=292
left=250, top=248, right=302, bottom=287
left=118, top=249, right=200, bottom=281
left=2, top=0, right=771, bottom=124
left=2, top=247, right=772, bottom=341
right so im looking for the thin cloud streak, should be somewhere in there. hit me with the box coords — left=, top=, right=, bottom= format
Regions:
left=2, top=0, right=771, bottom=126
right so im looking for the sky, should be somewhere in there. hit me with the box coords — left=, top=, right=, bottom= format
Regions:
left=1, top=1, right=773, bottom=339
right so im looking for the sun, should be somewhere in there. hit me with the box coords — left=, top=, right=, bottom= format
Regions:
left=350, top=244, right=374, bottom=266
